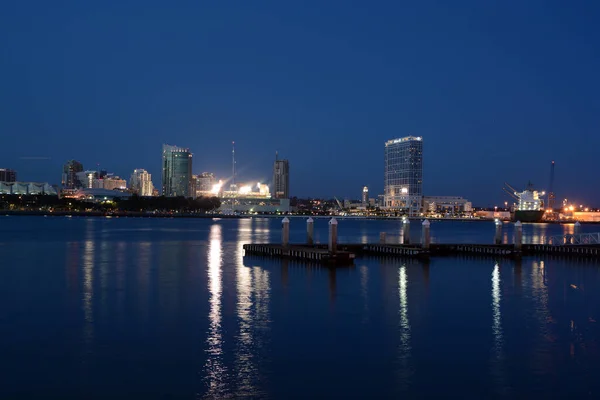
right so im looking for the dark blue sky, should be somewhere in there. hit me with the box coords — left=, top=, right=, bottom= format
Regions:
left=1, top=0, right=599, bottom=206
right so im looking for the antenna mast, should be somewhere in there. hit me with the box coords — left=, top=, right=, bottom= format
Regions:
left=548, top=160, right=556, bottom=210
left=232, top=141, right=236, bottom=189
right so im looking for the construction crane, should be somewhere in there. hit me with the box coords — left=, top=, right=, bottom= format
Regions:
left=547, top=160, right=556, bottom=210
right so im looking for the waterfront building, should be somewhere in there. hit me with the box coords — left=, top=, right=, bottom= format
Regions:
left=62, top=160, right=84, bottom=189
left=195, top=172, right=215, bottom=197
left=384, top=136, right=423, bottom=216
left=98, top=176, right=127, bottom=191
left=0, top=182, right=57, bottom=195
left=362, top=186, right=369, bottom=206
left=62, top=188, right=132, bottom=202
left=273, top=153, right=290, bottom=199
left=0, top=168, right=17, bottom=182
left=475, top=210, right=511, bottom=220
left=217, top=180, right=281, bottom=213
left=219, top=197, right=290, bottom=214
left=162, top=144, right=193, bottom=197
left=130, top=169, right=154, bottom=196
left=572, top=211, right=600, bottom=222
left=422, top=196, right=472, bottom=215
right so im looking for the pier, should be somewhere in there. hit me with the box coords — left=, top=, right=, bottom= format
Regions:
left=242, top=244, right=355, bottom=266
left=243, top=218, right=600, bottom=266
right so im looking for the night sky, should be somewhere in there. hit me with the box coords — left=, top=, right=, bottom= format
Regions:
left=1, top=1, right=599, bottom=206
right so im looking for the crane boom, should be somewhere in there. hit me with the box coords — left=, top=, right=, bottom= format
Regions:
left=504, top=182, right=518, bottom=194
left=334, top=197, right=344, bottom=211
left=503, top=187, right=519, bottom=200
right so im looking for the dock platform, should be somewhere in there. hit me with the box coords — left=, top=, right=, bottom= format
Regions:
left=243, top=242, right=600, bottom=263
left=242, top=244, right=355, bottom=266
left=243, top=218, right=600, bottom=264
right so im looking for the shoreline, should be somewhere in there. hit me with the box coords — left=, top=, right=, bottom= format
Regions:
left=0, top=210, right=243, bottom=219
left=0, top=210, right=593, bottom=224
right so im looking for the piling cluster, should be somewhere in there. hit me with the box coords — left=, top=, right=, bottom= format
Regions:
left=244, top=217, right=599, bottom=265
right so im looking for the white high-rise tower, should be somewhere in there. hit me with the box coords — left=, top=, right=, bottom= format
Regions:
left=130, top=169, right=154, bottom=196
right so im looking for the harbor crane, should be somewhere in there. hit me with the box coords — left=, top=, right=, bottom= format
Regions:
left=503, top=182, right=519, bottom=201
left=334, top=197, right=345, bottom=212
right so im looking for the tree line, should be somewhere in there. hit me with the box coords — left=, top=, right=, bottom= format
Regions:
left=0, top=194, right=221, bottom=212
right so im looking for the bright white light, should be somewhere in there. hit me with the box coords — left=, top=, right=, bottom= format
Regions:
left=258, top=183, right=270, bottom=196
left=401, top=187, right=408, bottom=194
left=239, top=185, right=252, bottom=194
left=211, top=181, right=223, bottom=194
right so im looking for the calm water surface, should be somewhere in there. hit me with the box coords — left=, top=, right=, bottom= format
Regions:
left=1, top=216, right=600, bottom=399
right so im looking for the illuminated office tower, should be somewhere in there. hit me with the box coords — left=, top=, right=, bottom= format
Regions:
left=273, top=152, right=289, bottom=199
left=162, top=144, right=192, bottom=197
left=384, top=136, right=423, bottom=216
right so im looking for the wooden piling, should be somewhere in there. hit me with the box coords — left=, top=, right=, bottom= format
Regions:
left=307, top=217, right=314, bottom=245
left=329, top=217, right=338, bottom=254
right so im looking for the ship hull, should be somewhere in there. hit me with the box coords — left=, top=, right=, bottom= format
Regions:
left=513, top=210, right=545, bottom=223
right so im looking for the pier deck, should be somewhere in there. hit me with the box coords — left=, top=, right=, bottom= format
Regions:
left=242, top=244, right=355, bottom=266
left=243, top=242, right=600, bottom=264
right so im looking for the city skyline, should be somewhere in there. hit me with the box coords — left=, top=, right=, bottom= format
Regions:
left=0, top=139, right=592, bottom=208
left=2, top=2, right=600, bottom=205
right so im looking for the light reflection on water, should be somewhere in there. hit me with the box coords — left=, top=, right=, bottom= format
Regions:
left=360, top=265, right=369, bottom=324
left=529, top=260, right=554, bottom=377
left=397, top=265, right=412, bottom=391
left=203, top=224, right=227, bottom=398
left=398, top=266, right=410, bottom=346
left=115, top=241, right=126, bottom=322
left=2, top=217, right=600, bottom=398
left=492, top=263, right=502, bottom=353
left=490, top=263, right=508, bottom=396
left=137, top=242, right=151, bottom=323
left=82, top=220, right=95, bottom=351
left=234, top=218, right=270, bottom=398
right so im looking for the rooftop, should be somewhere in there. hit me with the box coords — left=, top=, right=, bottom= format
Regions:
left=385, top=136, right=423, bottom=146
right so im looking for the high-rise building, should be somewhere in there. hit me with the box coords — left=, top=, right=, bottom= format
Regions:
left=102, top=176, right=127, bottom=191
left=273, top=153, right=290, bottom=199
left=130, top=169, right=154, bottom=196
left=162, top=144, right=193, bottom=197
left=195, top=172, right=215, bottom=197
left=384, top=136, right=423, bottom=216
left=62, top=160, right=84, bottom=189
left=362, top=186, right=369, bottom=205
left=91, top=174, right=127, bottom=191
left=76, top=170, right=99, bottom=189
left=0, top=168, right=17, bottom=182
